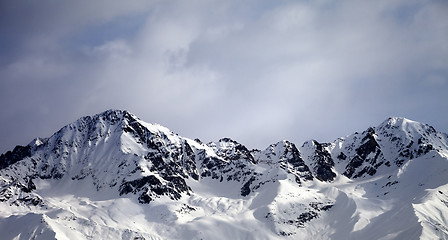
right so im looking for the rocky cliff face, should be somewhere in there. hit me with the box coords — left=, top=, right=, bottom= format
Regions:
left=1, top=110, right=447, bottom=240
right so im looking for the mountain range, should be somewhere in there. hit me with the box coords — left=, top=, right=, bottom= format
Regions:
left=0, top=109, right=447, bottom=239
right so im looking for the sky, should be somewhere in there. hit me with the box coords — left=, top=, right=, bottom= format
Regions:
left=1, top=0, right=447, bottom=153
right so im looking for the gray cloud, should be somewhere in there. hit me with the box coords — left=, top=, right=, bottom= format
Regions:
left=1, top=0, right=447, bottom=153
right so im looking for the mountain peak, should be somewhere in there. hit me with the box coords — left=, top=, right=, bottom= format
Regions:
left=98, top=108, right=133, bottom=116
left=378, top=116, right=421, bottom=130
left=376, top=116, right=439, bottom=140
left=1, top=111, right=447, bottom=239
left=93, top=109, right=137, bottom=123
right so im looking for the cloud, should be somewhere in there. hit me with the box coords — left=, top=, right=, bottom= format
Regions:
left=0, top=0, right=447, bottom=153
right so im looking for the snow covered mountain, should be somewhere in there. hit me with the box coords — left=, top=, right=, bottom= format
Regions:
left=1, top=110, right=447, bottom=240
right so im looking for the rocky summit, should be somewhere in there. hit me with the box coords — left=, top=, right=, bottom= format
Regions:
left=0, top=110, right=447, bottom=240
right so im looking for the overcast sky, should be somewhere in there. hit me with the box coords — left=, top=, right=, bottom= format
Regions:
left=1, top=0, right=447, bottom=153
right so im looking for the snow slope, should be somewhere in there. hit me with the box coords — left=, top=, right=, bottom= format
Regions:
left=0, top=110, right=447, bottom=239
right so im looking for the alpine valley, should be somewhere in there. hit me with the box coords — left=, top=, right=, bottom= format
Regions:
left=1, top=110, right=447, bottom=240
